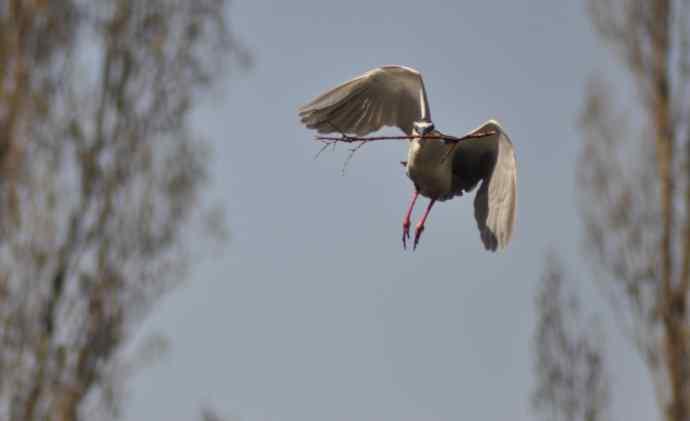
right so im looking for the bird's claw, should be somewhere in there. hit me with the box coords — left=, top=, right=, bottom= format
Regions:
left=413, top=225, right=424, bottom=250
left=402, top=220, right=411, bottom=249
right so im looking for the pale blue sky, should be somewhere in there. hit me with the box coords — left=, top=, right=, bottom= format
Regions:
left=125, top=1, right=657, bottom=421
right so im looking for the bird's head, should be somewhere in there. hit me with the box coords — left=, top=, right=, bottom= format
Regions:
left=413, top=121, right=435, bottom=136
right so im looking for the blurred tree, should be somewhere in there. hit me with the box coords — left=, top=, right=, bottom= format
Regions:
left=533, top=256, right=609, bottom=421
left=200, top=407, right=239, bottom=421
left=534, top=1, right=690, bottom=421
left=0, top=0, right=247, bottom=420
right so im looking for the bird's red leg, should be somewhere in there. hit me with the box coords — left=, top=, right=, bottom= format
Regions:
left=413, top=199, right=436, bottom=250
left=402, top=191, right=419, bottom=249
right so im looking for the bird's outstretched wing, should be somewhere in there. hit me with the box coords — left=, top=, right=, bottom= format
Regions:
left=452, top=120, right=517, bottom=251
left=298, top=65, right=431, bottom=135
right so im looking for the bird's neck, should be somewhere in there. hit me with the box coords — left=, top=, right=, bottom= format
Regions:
left=409, top=130, right=451, bottom=162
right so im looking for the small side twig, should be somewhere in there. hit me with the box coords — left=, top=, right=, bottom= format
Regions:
left=341, top=141, right=367, bottom=175
left=313, top=122, right=347, bottom=160
left=313, top=140, right=336, bottom=160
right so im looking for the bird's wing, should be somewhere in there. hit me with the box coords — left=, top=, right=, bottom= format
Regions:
left=452, top=120, right=517, bottom=251
left=298, top=65, right=431, bottom=135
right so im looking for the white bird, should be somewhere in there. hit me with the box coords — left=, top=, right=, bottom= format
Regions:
left=298, top=65, right=517, bottom=251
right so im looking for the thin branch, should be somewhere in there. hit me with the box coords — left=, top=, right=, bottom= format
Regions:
left=315, top=130, right=497, bottom=174
left=315, top=130, right=496, bottom=145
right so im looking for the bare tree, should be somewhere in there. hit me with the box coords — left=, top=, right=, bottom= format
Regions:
left=533, top=256, right=609, bottom=421
left=0, top=1, right=247, bottom=420
left=535, top=1, right=690, bottom=421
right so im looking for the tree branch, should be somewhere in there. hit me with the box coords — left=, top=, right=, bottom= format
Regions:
left=315, top=130, right=496, bottom=145
left=314, top=130, right=497, bottom=174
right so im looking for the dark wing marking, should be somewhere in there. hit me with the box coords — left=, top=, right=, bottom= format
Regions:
left=452, top=120, right=517, bottom=251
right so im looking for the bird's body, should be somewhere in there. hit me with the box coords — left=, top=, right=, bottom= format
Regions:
left=299, top=65, right=517, bottom=251
left=406, top=129, right=454, bottom=200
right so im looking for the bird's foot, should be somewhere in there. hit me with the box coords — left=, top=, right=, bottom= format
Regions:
left=413, top=224, right=425, bottom=250
left=402, top=219, right=411, bottom=249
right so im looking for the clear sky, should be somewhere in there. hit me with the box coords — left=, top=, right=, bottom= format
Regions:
left=125, top=1, right=657, bottom=421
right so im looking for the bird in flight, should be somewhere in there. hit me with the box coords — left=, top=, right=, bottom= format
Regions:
left=298, top=65, right=517, bottom=251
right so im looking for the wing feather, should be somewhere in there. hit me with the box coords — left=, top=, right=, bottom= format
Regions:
left=298, top=65, right=431, bottom=135
left=453, top=120, right=517, bottom=251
